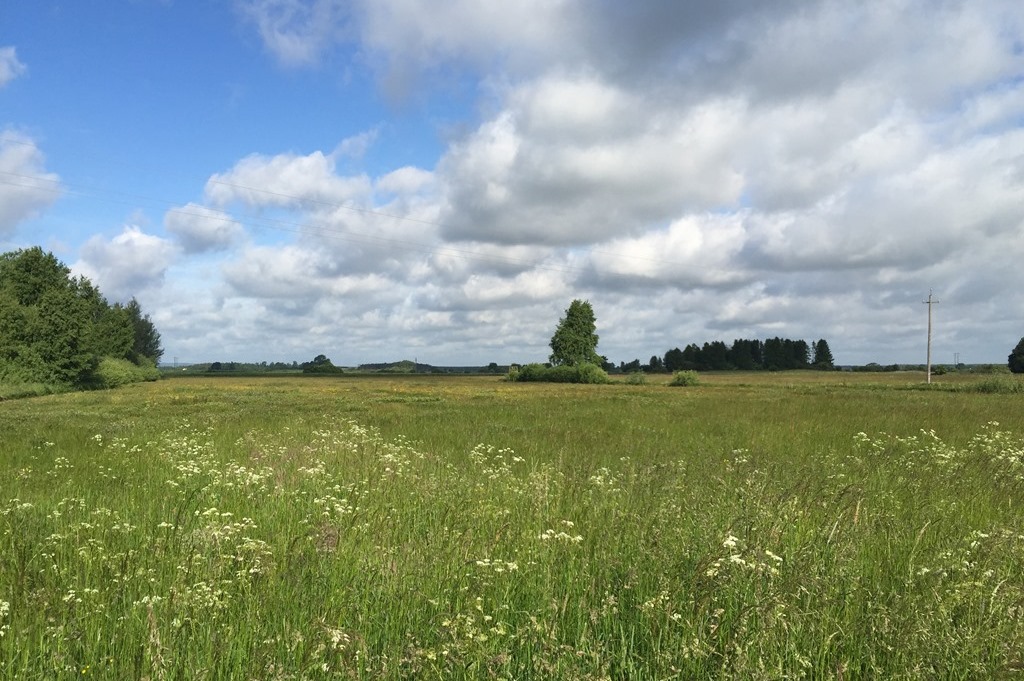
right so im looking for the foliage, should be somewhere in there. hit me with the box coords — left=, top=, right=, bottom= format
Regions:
left=382, top=360, right=417, bottom=373
left=86, top=357, right=161, bottom=389
left=971, top=363, right=1011, bottom=374
left=549, top=299, right=601, bottom=367
left=126, top=297, right=163, bottom=363
left=1009, top=337, right=1024, bottom=374
left=663, top=347, right=685, bottom=372
left=620, top=358, right=642, bottom=373
left=812, top=338, right=835, bottom=369
left=301, top=354, right=345, bottom=374
left=662, top=337, right=822, bottom=372
left=919, top=376, right=1024, bottom=394
left=0, top=247, right=162, bottom=391
left=508, top=362, right=610, bottom=384
left=625, top=371, right=647, bottom=385
left=668, top=370, right=701, bottom=386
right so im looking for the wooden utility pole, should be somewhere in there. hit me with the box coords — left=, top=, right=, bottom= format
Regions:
left=924, top=290, right=939, bottom=383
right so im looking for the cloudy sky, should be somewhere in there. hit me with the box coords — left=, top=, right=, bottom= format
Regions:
left=2, top=1, right=1023, bottom=366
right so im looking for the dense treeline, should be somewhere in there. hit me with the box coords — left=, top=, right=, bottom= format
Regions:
left=624, top=337, right=835, bottom=373
left=0, top=247, right=162, bottom=393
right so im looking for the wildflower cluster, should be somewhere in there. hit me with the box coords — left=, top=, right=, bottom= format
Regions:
left=704, top=533, right=784, bottom=579
left=538, top=520, right=584, bottom=544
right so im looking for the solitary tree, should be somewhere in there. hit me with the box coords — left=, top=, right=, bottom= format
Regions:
left=1009, top=337, right=1024, bottom=374
left=549, top=299, right=601, bottom=366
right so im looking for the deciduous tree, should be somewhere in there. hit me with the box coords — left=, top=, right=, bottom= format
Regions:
left=549, top=299, right=601, bottom=367
left=0, top=247, right=162, bottom=386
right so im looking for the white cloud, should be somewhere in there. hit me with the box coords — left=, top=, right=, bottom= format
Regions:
left=0, top=132, right=61, bottom=237
left=0, top=47, right=26, bottom=88
left=164, top=203, right=245, bottom=253
left=586, top=214, right=750, bottom=289
left=74, top=226, right=179, bottom=301
left=375, top=166, right=434, bottom=196
left=438, top=81, right=746, bottom=245
left=205, top=149, right=371, bottom=209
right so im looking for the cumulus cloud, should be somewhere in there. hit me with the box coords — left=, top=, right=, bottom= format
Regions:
left=585, top=214, right=751, bottom=290
left=438, top=84, right=746, bottom=245
left=164, top=203, right=245, bottom=253
left=74, top=226, right=179, bottom=301
left=0, top=132, right=61, bottom=238
left=205, top=149, right=371, bottom=209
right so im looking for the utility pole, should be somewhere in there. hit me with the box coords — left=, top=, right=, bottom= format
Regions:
left=924, top=290, right=939, bottom=383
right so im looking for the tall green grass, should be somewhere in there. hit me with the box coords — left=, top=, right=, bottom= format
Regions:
left=1, top=374, right=1022, bottom=678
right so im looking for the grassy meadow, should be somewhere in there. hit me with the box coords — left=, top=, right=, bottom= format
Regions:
left=1, top=371, right=1023, bottom=679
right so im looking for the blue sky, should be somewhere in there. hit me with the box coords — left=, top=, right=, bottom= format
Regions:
left=2, top=1, right=1024, bottom=366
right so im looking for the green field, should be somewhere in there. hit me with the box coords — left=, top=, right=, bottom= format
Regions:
left=2, top=373, right=1023, bottom=679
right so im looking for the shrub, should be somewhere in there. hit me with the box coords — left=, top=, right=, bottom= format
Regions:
left=303, top=364, right=345, bottom=375
left=668, top=370, right=700, bottom=387
left=971, top=377, right=1024, bottom=394
left=510, top=363, right=546, bottom=382
left=971, top=364, right=1011, bottom=374
left=625, top=371, right=647, bottom=385
left=87, top=357, right=161, bottom=389
left=508, top=362, right=610, bottom=384
left=0, top=350, right=62, bottom=386
left=575, top=362, right=611, bottom=384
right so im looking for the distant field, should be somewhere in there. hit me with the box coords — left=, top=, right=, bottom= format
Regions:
left=2, top=372, right=1023, bottom=678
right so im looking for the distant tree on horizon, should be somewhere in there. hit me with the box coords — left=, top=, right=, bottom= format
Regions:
left=813, top=339, right=835, bottom=369
left=302, top=354, right=344, bottom=374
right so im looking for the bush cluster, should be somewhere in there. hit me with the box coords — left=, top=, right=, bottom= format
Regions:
left=85, top=357, right=161, bottom=389
left=668, top=370, right=701, bottom=387
left=507, top=362, right=611, bottom=384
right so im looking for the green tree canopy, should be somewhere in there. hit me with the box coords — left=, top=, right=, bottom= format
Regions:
left=0, top=247, right=162, bottom=387
left=125, top=297, right=163, bottom=363
left=549, top=299, right=601, bottom=367
left=1009, top=337, right=1024, bottom=374
left=812, top=339, right=835, bottom=369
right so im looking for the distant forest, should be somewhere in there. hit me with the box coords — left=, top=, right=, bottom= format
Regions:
left=620, top=338, right=835, bottom=373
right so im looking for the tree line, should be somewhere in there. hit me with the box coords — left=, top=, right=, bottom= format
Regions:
left=0, top=247, right=162, bottom=390
left=632, top=337, right=835, bottom=373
